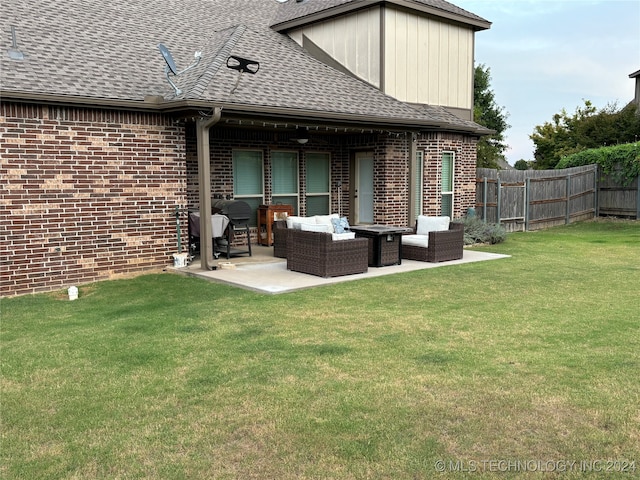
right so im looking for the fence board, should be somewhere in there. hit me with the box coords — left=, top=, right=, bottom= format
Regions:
left=476, top=165, right=598, bottom=231
left=598, top=171, right=639, bottom=218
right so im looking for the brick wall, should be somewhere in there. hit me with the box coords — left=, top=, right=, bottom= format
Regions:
left=418, top=131, right=478, bottom=218
left=1, top=103, right=186, bottom=296
left=2, top=106, right=478, bottom=296
left=374, top=133, right=411, bottom=226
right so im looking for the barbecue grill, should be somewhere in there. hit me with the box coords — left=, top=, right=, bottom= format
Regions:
left=211, top=199, right=252, bottom=226
left=212, top=199, right=252, bottom=258
left=188, top=199, right=252, bottom=259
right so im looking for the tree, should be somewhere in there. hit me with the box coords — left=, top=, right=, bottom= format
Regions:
left=513, top=159, right=530, bottom=170
left=473, top=64, right=510, bottom=169
left=530, top=100, right=640, bottom=170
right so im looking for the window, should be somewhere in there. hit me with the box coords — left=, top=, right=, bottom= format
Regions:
left=271, top=151, right=299, bottom=214
left=413, top=150, right=424, bottom=219
left=233, top=150, right=264, bottom=226
left=305, top=153, right=331, bottom=216
left=441, top=152, right=454, bottom=217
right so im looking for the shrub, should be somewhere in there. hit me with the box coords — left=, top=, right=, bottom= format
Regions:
left=556, top=142, right=640, bottom=186
left=455, top=216, right=507, bottom=245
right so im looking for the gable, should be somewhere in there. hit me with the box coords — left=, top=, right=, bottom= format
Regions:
left=288, top=6, right=383, bottom=89
left=383, top=7, right=474, bottom=111
left=285, top=3, right=476, bottom=115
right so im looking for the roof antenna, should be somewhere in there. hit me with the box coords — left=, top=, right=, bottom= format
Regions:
left=226, top=55, right=260, bottom=94
left=158, top=43, right=202, bottom=96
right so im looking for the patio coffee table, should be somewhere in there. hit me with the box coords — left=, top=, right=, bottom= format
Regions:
left=349, top=225, right=413, bottom=267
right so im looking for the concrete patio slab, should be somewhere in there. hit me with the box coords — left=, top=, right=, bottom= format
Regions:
left=171, top=246, right=509, bottom=294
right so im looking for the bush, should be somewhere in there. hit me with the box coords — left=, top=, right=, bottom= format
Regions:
left=556, top=142, right=640, bottom=186
left=454, top=216, right=507, bottom=245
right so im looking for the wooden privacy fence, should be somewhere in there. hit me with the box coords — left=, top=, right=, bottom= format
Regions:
left=597, top=168, right=640, bottom=218
left=476, top=165, right=599, bottom=231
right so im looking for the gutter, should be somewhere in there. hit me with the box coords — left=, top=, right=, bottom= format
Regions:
left=1, top=90, right=490, bottom=135
left=0, top=90, right=170, bottom=112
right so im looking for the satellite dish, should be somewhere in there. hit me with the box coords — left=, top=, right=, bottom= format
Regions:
left=158, top=43, right=178, bottom=75
left=157, top=43, right=202, bottom=96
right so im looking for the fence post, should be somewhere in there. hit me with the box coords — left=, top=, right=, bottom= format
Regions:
left=525, top=177, right=530, bottom=231
left=595, top=165, right=600, bottom=217
left=566, top=174, right=571, bottom=225
left=636, top=175, right=640, bottom=219
left=496, top=177, right=501, bottom=225
left=483, top=176, right=488, bottom=223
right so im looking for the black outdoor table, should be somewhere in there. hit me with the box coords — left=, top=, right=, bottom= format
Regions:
left=349, top=225, right=413, bottom=267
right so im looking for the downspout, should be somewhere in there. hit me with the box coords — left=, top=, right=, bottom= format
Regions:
left=197, top=108, right=222, bottom=270
left=408, top=132, right=418, bottom=227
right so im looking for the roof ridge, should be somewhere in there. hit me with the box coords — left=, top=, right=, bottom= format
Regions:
left=271, top=0, right=490, bottom=31
left=184, top=25, right=247, bottom=99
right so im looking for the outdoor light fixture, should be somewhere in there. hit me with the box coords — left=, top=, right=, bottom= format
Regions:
left=294, top=127, right=309, bottom=144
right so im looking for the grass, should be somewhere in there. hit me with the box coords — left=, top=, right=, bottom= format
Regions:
left=2, top=219, right=639, bottom=479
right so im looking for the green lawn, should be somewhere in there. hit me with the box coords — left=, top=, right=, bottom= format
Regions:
left=2, top=220, right=639, bottom=479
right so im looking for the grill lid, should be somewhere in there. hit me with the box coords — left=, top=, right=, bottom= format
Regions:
left=211, top=199, right=251, bottom=224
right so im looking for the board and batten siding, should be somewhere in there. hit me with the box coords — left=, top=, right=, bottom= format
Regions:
left=289, top=6, right=382, bottom=89
left=288, top=6, right=474, bottom=113
left=383, top=8, right=473, bottom=110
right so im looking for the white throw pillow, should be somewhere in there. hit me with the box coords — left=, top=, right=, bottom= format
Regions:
left=416, top=215, right=450, bottom=235
left=402, top=234, right=429, bottom=247
left=286, top=215, right=305, bottom=229
left=315, top=214, right=340, bottom=230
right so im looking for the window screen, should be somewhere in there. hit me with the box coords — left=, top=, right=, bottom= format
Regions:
left=305, top=153, right=330, bottom=216
left=271, top=151, right=298, bottom=214
left=441, top=152, right=454, bottom=217
left=413, top=150, right=424, bottom=219
left=233, top=150, right=263, bottom=226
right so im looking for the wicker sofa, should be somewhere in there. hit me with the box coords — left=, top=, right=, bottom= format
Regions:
left=286, top=229, right=369, bottom=277
left=273, top=214, right=351, bottom=259
left=401, top=216, right=464, bottom=263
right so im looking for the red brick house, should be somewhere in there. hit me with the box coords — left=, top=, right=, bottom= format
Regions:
left=1, top=0, right=491, bottom=296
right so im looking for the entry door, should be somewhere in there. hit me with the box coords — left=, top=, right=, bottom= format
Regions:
left=355, top=152, right=374, bottom=224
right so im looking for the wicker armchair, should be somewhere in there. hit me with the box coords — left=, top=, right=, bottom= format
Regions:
left=286, top=229, right=369, bottom=277
left=273, top=220, right=288, bottom=258
left=402, top=221, right=464, bottom=263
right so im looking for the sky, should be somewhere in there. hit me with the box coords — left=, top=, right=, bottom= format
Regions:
left=453, top=0, right=640, bottom=165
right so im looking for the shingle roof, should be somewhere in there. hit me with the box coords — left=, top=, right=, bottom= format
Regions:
left=1, top=0, right=489, bottom=133
left=271, top=0, right=491, bottom=31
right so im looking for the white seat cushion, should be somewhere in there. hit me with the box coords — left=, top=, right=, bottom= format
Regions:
left=416, top=216, right=450, bottom=235
left=331, top=232, right=356, bottom=241
left=301, top=222, right=333, bottom=233
left=402, top=234, right=429, bottom=247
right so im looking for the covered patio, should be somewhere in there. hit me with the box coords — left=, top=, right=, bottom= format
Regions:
left=171, top=246, right=509, bottom=294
